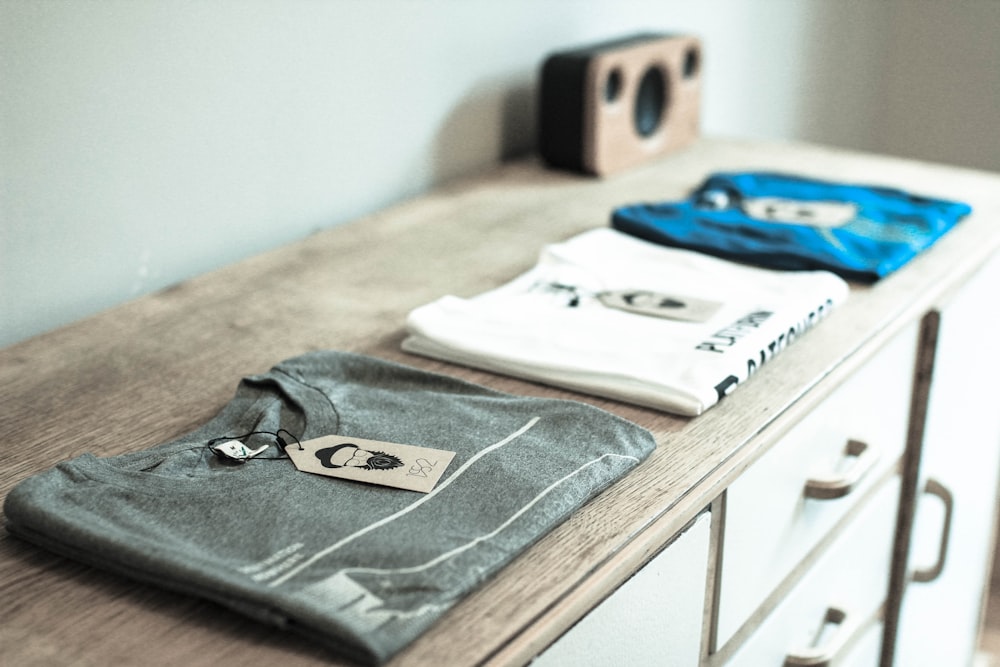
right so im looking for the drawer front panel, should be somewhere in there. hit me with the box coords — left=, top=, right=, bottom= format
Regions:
left=717, top=323, right=917, bottom=647
left=726, top=477, right=899, bottom=666
left=894, top=254, right=1000, bottom=666
left=532, top=512, right=711, bottom=667
left=840, top=621, right=884, bottom=667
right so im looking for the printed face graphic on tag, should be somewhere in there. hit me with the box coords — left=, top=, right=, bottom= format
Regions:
left=741, top=197, right=857, bottom=227
left=315, top=443, right=403, bottom=471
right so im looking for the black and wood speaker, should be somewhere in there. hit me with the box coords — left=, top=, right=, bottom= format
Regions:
left=539, top=33, right=702, bottom=176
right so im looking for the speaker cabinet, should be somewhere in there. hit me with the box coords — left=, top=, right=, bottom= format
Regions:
left=539, top=34, right=702, bottom=176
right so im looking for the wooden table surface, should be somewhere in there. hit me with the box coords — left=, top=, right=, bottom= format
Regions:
left=3, top=138, right=1000, bottom=666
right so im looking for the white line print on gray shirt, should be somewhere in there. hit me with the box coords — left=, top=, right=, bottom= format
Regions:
left=266, top=416, right=542, bottom=587
left=296, top=452, right=642, bottom=624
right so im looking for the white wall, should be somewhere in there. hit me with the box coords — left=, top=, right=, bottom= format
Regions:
left=2, top=0, right=997, bottom=349
left=877, top=0, right=1000, bottom=171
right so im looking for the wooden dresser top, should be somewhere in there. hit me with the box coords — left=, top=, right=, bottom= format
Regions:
left=3, top=138, right=999, bottom=666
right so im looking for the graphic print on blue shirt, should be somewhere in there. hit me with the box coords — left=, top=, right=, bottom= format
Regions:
left=612, top=171, right=972, bottom=282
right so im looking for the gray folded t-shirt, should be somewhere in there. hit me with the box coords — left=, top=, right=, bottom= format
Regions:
left=4, top=351, right=655, bottom=665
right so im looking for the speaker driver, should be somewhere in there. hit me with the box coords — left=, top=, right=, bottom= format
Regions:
left=634, top=66, right=667, bottom=138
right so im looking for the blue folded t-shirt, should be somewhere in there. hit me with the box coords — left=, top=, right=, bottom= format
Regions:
left=612, top=171, right=972, bottom=282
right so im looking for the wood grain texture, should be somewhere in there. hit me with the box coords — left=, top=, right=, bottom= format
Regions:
left=3, top=137, right=1000, bottom=667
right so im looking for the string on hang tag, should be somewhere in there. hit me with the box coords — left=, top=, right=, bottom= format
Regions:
left=206, top=426, right=457, bottom=492
left=207, top=428, right=303, bottom=463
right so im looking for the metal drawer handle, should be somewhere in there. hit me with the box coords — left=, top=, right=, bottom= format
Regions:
left=804, top=439, right=879, bottom=500
left=912, top=478, right=954, bottom=583
left=784, top=606, right=856, bottom=667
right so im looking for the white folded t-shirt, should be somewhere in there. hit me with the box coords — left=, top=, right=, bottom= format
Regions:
left=403, top=229, right=849, bottom=416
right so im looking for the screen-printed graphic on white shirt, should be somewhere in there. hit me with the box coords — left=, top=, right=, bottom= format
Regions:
left=404, top=229, right=848, bottom=416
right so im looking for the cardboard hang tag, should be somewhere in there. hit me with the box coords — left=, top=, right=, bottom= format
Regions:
left=597, top=289, right=722, bottom=323
left=285, top=434, right=456, bottom=493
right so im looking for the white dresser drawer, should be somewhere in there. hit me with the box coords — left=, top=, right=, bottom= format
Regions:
left=717, top=323, right=917, bottom=648
left=841, top=621, right=884, bottom=667
left=726, top=476, right=899, bottom=666
left=532, top=512, right=711, bottom=667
